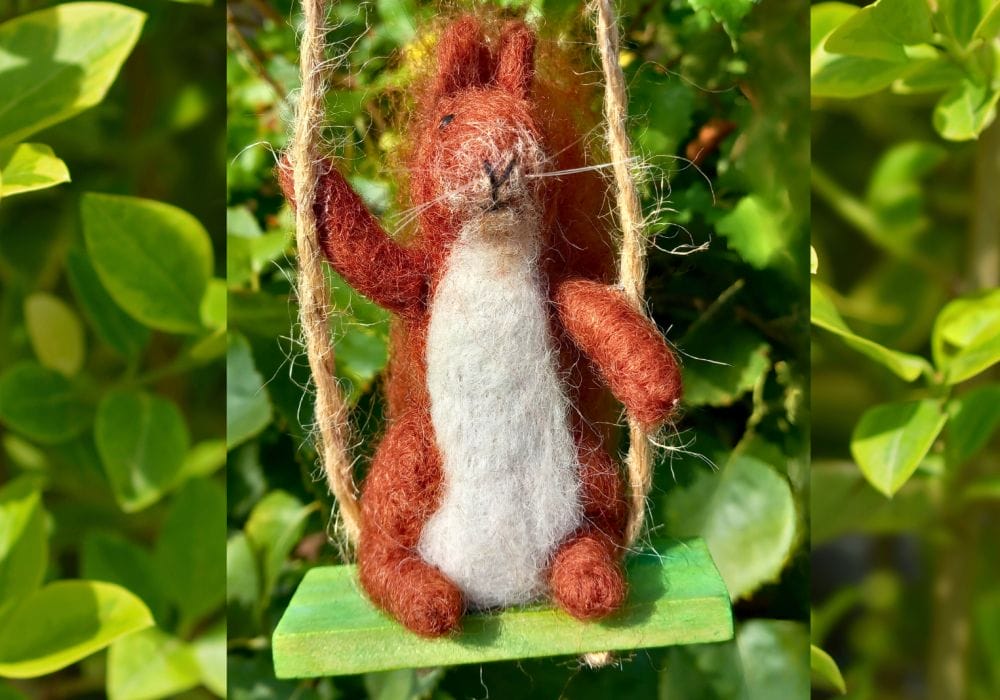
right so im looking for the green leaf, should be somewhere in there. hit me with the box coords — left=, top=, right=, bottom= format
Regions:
left=0, top=478, right=47, bottom=618
left=681, top=299, right=771, bottom=407
left=941, top=0, right=995, bottom=43
left=244, top=491, right=315, bottom=601
left=191, top=622, right=225, bottom=697
left=65, top=249, right=149, bottom=358
left=81, top=532, right=167, bottom=624
left=365, top=668, right=446, bottom=700
left=933, top=78, right=1000, bottom=141
left=24, top=293, right=85, bottom=376
left=974, top=1, right=1000, bottom=39
left=737, top=620, right=810, bottom=699
left=964, top=477, right=1000, bottom=502
left=825, top=0, right=933, bottom=61
left=226, top=207, right=288, bottom=287
left=0, top=362, right=90, bottom=443
left=226, top=533, right=261, bottom=639
left=0, top=143, right=69, bottom=198
left=95, top=390, right=190, bottom=512
left=811, top=645, right=846, bottom=693
left=81, top=193, right=213, bottom=334
left=0, top=3, right=145, bottom=146
left=200, top=278, right=227, bottom=330
left=660, top=640, right=749, bottom=700
left=154, top=479, right=226, bottom=628
left=811, top=2, right=919, bottom=98
left=107, top=627, right=200, bottom=700
left=811, top=461, right=932, bottom=545
left=629, top=72, right=695, bottom=157
left=0, top=580, right=152, bottom=678
left=715, top=195, right=791, bottom=271
left=850, top=399, right=947, bottom=497
left=226, top=332, right=272, bottom=448
left=947, top=385, right=1000, bottom=467
left=811, top=281, right=930, bottom=381
left=865, top=141, right=946, bottom=244
left=933, top=289, right=1000, bottom=382
left=892, top=56, right=966, bottom=94
left=177, top=439, right=227, bottom=481
left=664, top=454, right=797, bottom=600
left=687, top=0, right=757, bottom=38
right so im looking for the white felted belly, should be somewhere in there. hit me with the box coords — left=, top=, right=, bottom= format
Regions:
left=418, top=227, right=583, bottom=609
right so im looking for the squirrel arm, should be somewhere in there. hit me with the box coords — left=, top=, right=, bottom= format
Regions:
left=553, top=277, right=681, bottom=428
left=278, top=160, right=426, bottom=315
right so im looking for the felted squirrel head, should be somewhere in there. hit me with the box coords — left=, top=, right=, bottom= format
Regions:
left=408, top=17, right=549, bottom=239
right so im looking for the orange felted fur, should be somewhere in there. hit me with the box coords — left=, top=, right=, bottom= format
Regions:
left=281, top=13, right=681, bottom=637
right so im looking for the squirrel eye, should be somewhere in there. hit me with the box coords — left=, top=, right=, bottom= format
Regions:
left=439, top=113, right=455, bottom=129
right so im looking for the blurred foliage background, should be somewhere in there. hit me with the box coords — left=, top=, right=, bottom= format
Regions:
left=811, top=0, right=1000, bottom=698
left=0, top=0, right=226, bottom=698
left=227, top=0, right=811, bottom=697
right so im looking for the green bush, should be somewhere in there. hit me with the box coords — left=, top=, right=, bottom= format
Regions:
left=0, top=1, right=226, bottom=698
left=811, top=0, right=999, bottom=697
left=227, top=0, right=810, bottom=697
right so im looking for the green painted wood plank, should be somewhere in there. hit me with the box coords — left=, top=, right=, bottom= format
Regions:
left=272, top=538, right=733, bottom=678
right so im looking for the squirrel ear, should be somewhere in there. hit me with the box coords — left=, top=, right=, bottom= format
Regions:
left=495, top=21, right=536, bottom=99
left=433, top=15, right=492, bottom=99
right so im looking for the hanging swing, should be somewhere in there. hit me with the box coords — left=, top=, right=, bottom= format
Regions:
left=272, top=0, right=732, bottom=678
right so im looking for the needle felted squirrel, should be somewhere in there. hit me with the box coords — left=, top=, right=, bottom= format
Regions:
left=281, top=14, right=681, bottom=637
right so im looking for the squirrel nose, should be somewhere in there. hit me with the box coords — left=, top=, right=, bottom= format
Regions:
left=482, top=156, right=518, bottom=188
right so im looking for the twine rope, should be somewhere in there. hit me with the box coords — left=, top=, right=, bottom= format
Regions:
left=292, top=0, right=652, bottom=555
left=583, top=0, right=651, bottom=670
left=594, top=0, right=653, bottom=549
left=292, top=0, right=362, bottom=546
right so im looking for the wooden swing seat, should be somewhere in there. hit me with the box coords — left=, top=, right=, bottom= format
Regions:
left=272, top=537, right=733, bottom=678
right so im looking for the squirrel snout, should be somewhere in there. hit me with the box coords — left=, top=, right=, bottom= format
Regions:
left=483, top=156, right=519, bottom=209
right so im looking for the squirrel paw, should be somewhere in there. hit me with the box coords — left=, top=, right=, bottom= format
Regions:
left=550, top=535, right=626, bottom=620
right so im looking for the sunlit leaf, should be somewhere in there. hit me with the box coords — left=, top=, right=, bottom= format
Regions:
left=81, top=531, right=168, bottom=624
left=191, top=622, right=226, bottom=697
left=715, top=195, right=793, bottom=271
left=810, top=2, right=927, bottom=98
left=82, top=193, right=213, bottom=334
left=0, top=478, right=47, bottom=618
left=811, top=645, right=846, bottom=693
left=850, top=399, right=946, bottom=496
left=95, top=390, right=190, bottom=512
left=811, top=281, right=930, bottom=381
left=177, top=439, right=227, bottom=481
left=974, top=1, right=1000, bottom=39
left=107, top=627, right=200, bottom=700
left=825, top=0, right=933, bottom=61
left=933, top=289, right=1000, bottom=382
left=0, top=581, right=152, bottom=678
left=0, top=143, right=69, bottom=198
left=244, top=490, right=315, bottom=601
left=932, top=77, right=1000, bottom=141
left=0, top=3, right=145, bottom=146
left=24, top=293, right=85, bottom=376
